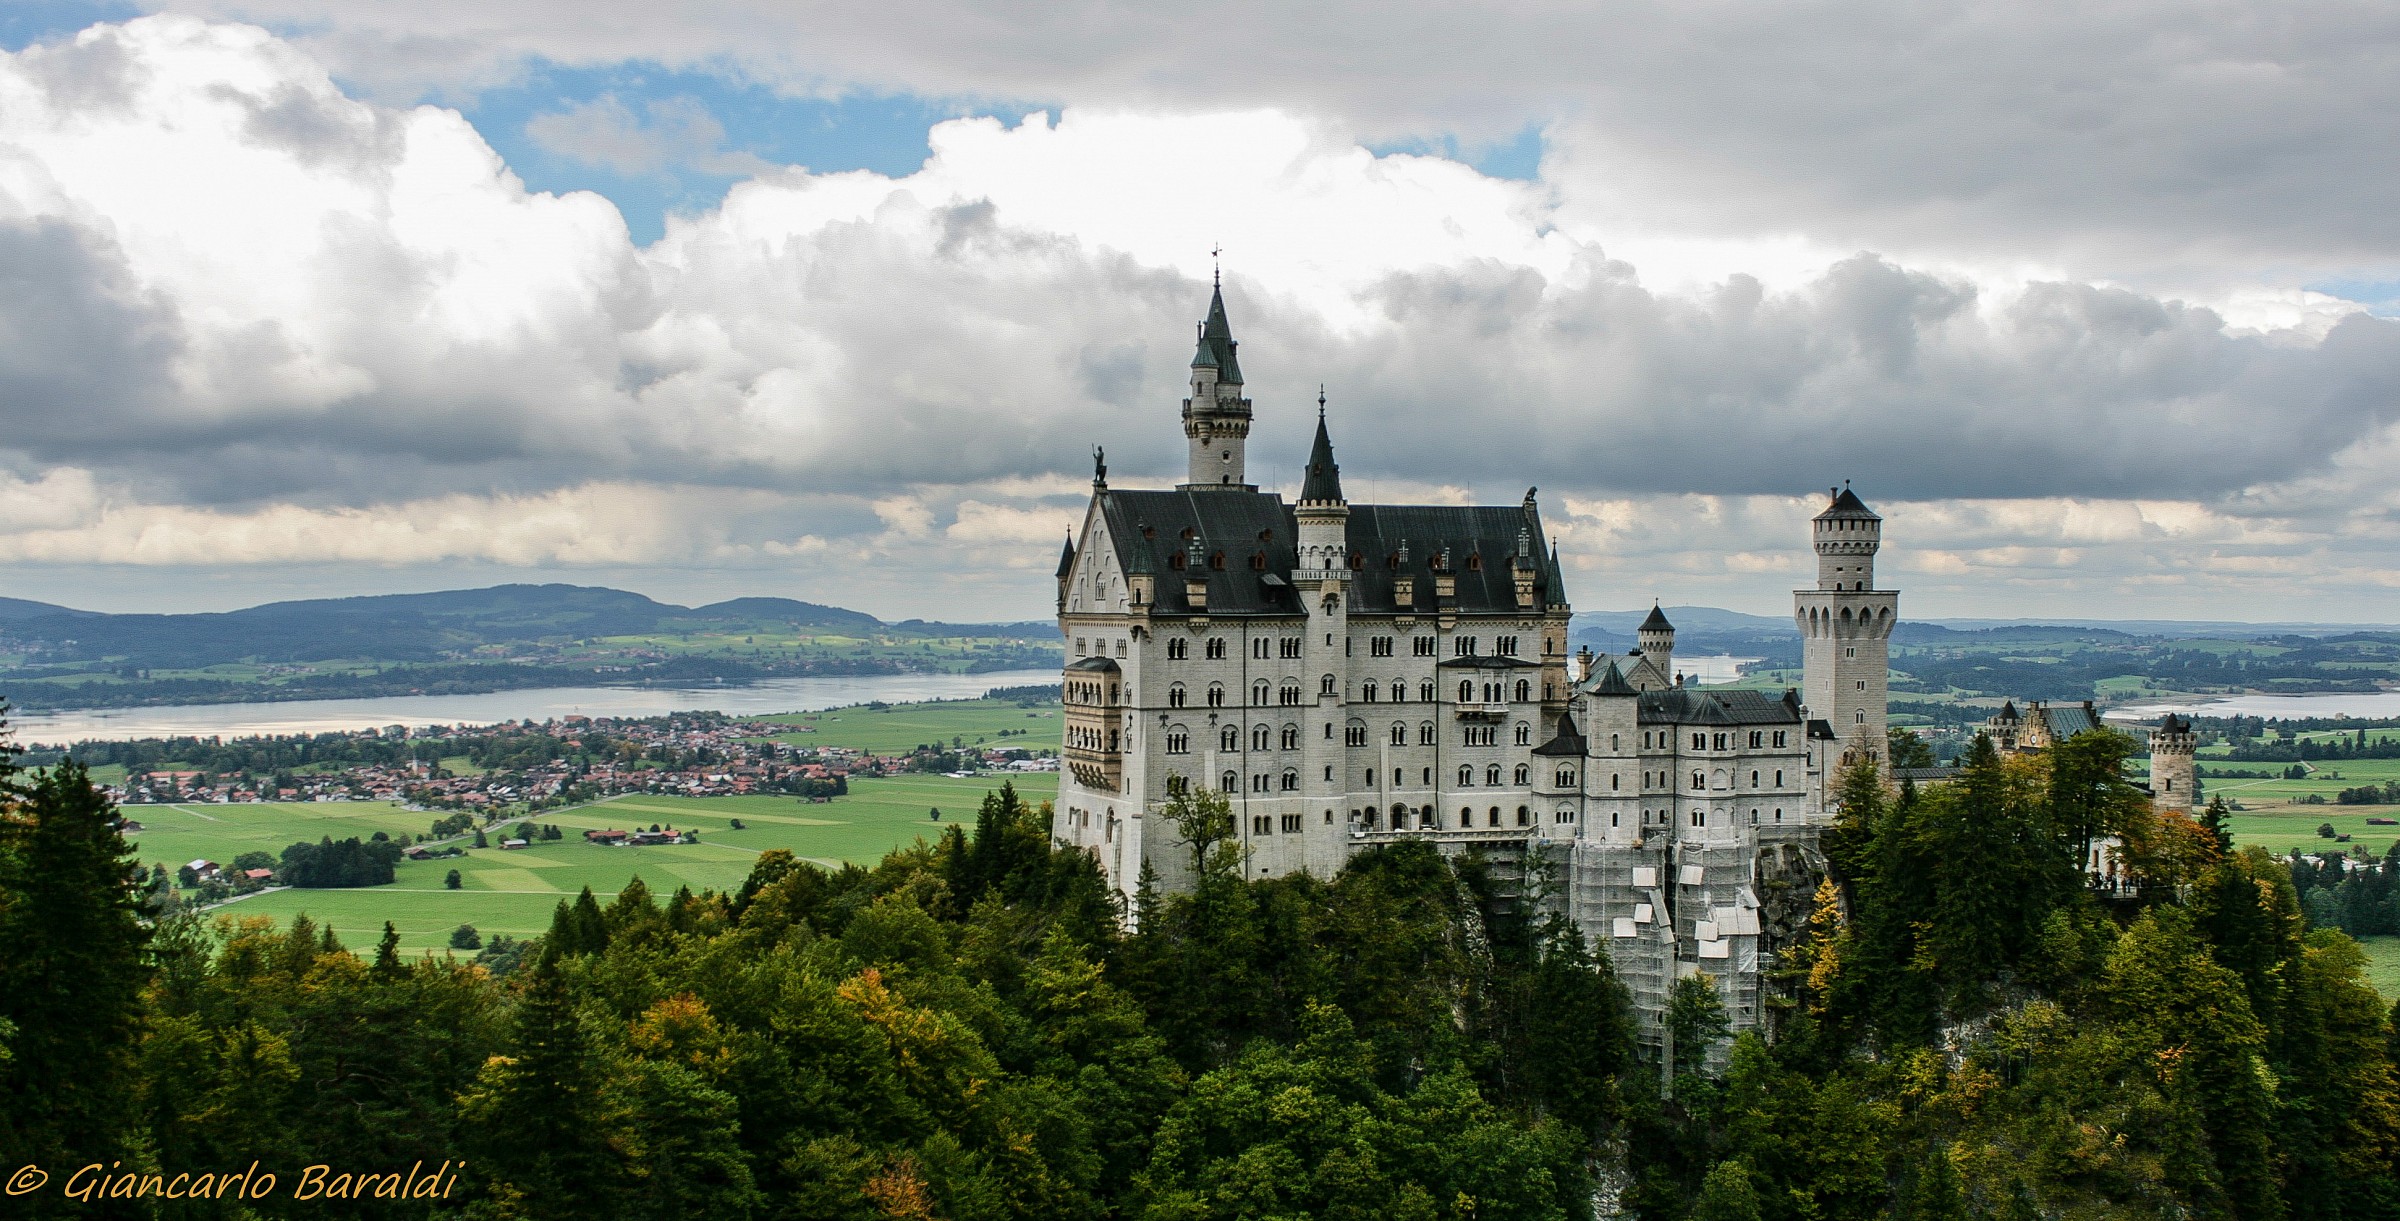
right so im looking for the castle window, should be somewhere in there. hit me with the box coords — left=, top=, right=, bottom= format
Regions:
left=1751, top=770, right=1759, bottom=786
left=1559, top=768, right=1576, bottom=787
left=1691, top=809, right=1705, bottom=827
left=1372, top=636, right=1394, bottom=657
left=1253, top=638, right=1269, bottom=659
left=1221, top=771, right=1238, bottom=792
left=1414, top=637, right=1437, bottom=657
left=1459, top=764, right=1474, bottom=786
left=1611, top=773, right=1619, bottom=790
left=1392, top=723, right=1408, bottom=746
left=1775, top=770, right=1783, bottom=786
left=1856, top=680, right=1867, bottom=691
left=1459, top=680, right=1475, bottom=703
left=1488, top=806, right=1501, bottom=826
left=1282, top=725, right=1300, bottom=750
left=1391, top=678, right=1407, bottom=703
left=1282, top=812, right=1302, bottom=832
left=1749, top=731, right=1762, bottom=748
left=1280, top=636, right=1301, bottom=658
left=1611, top=734, right=1620, bottom=751
left=1252, top=725, right=1270, bottom=751
left=1773, top=731, right=1787, bottom=748
left=1347, top=725, right=1368, bottom=747
left=1207, top=686, right=1225, bottom=708
left=1692, top=734, right=1705, bottom=750
left=1221, top=725, right=1239, bottom=751
left=1169, top=685, right=1187, bottom=708
left=1515, top=764, right=1531, bottom=785
left=1167, top=730, right=1189, bottom=754
left=1713, top=733, right=1727, bottom=750
left=1423, top=767, right=1432, bottom=784
left=1692, top=770, right=1704, bottom=789
left=1207, top=638, right=1227, bottom=659
left=1168, top=638, right=1187, bottom=660
left=1486, top=764, right=1503, bottom=785
left=1210, top=551, right=1225, bottom=570
left=1454, top=636, right=1477, bottom=656
left=1515, top=722, right=1531, bottom=746
left=1167, top=775, right=1187, bottom=795
left=1321, top=674, right=1337, bottom=695
left=1855, top=710, right=1866, bottom=724
left=1775, top=808, right=1783, bottom=822
left=1253, top=774, right=1270, bottom=793
left=1751, top=808, right=1759, bottom=824
left=1075, top=637, right=1086, bottom=655
left=1363, top=681, right=1378, bottom=702
left=1518, top=805, right=1531, bottom=826
left=1281, top=683, right=1302, bottom=705
left=1419, top=680, right=1435, bottom=702
left=1282, top=770, right=1299, bottom=791
left=1515, top=679, right=1531, bottom=702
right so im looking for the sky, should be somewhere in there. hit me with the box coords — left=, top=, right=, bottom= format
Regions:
left=1, top=3, right=2398, bottom=624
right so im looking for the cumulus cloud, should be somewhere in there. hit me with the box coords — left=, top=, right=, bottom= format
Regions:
left=136, top=0, right=2400, bottom=298
left=4, top=15, right=2400, bottom=622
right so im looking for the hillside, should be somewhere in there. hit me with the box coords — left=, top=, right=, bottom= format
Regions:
left=0, top=584, right=1059, bottom=711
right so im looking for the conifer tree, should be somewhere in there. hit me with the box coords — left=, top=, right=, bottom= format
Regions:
left=0, top=755, right=153, bottom=1177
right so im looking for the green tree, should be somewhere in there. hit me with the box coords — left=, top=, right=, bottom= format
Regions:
left=445, top=867, right=463, bottom=889
left=451, top=923, right=482, bottom=950
left=0, top=756, right=153, bottom=1182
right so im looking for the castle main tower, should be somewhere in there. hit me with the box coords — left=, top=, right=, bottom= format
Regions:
left=2149, top=713, right=2197, bottom=814
left=1794, top=485, right=1897, bottom=776
left=1181, top=279, right=1254, bottom=491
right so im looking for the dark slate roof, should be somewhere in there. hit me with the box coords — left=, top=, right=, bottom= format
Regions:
left=1816, top=485, right=1878, bottom=520
left=1066, top=655, right=1120, bottom=673
left=1640, top=604, right=1674, bottom=632
left=1534, top=715, right=1587, bottom=757
left=1636, top=687, right=1803, bottom=727
left=2158, top=712, right=2191, bottom=733
left=1586, top=658, right=1639, bottom=696
left=1895, top=765, right=1960, bottom=784
left=1191, top=284, right=1243, bottom=383
left=1437, top=654, right=1540, bottom=669
left=1096, top=489, right=1566, bottom=618
left=2038, top=703, right=2101, bottom=738
left=1299, top=411, right=1343, bottom=504
left=1056, top=534, right=1075, bottom=580
left=1996, top=699, right=2018, bottom=720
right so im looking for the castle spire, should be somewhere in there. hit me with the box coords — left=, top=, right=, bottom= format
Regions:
left=1190, top=282, right=1243, bottom=384
left=1300, top=398, right=1344, bottom=504
left=1181, top=276, right=1255, bottom=490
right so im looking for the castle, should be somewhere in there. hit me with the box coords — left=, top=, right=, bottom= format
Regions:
left=1050, top=284, right=1895, bottom=1046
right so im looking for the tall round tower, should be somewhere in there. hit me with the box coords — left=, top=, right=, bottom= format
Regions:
left=1181, top=278, right=1255, bottom=491
left=1793, top=485, right=1899, bottom=777
left=2149, top=713, right=2197, bottom=814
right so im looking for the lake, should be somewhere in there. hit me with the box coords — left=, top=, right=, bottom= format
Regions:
left=2117, top=690, right=2400, bottom=721
left=9, top=670, right=1060, bottom=744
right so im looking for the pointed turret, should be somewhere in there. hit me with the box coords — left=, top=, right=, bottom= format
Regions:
left=1055, top=533, right=1075, bottom=581
left=1181, top=279, right=1255, bottom=490
left=1190, top=283, right=1244, bottom=385
left=1299, top=406, right=1344, bottom=504
left=1588, top=658, right=1639, bottom=696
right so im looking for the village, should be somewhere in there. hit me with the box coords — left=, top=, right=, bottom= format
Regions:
left=95, top=708, right=1060, bottom=815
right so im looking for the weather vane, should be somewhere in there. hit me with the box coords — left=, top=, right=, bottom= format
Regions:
left=1211, top=244, right=1221, bottom=286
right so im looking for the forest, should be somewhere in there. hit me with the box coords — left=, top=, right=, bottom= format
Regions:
left=1, top=719, right=2397, bottom=1220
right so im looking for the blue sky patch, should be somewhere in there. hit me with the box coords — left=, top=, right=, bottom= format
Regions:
left=0, top=0, right=137, bottom=50
left=1369, top=123, right=1546, bottom=181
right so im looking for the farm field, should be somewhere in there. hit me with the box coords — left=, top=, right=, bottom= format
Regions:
left=178, top=772, right=1058, bottom=950
left=123, top=800, right=438, bottom=877
left=2361, top=937, right=2400, bottom=1002
left=2223, top=807, right=2400, bottom=857
left=755, top=697, right=1057, bottom=755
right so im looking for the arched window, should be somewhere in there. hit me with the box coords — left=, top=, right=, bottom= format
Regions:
left=1391, top=723, right=1408, bottom=746
left=1517, top=805, right=1530, bottom=826
left=1168, top=638, right=1187, bottom=660
left=1281, top=770, right=1299, bottom=791
left=1419, top=680, right=1435, bottom=702
left=1390, top=678, right=1407, bottom=702
left=1458, top=764, right=1474, bottom=785
left=1486, top=763, right=1502, bottom=785
left=1558, top=768, right=1575, bottom=787
left=1167, top=774, right=1187, bottom=795
left=1363, top=681, right=1379, bottom=702
left=1420, top=722, right=1436, bottom=745
left=1169, top=684, right=1187, bottom=708
left=1321, top=674, right=1337, bottom=695
left=1220, top=725, right=1239, bottom=751
left=1514, top=722, right=1531, bottom=746
left=1206, top=638, right=1227, bottom=659
left=1220, top=771, right=1238, bottom=792
left=1166, top=729, right=1188, bottom=754
left=1692, top=770, right=1704, bottom=789
left=1514, top=763, right=1530, bottom=785
left=1253, top=679, right=1271, bottom=706
left=1459, top=679, right=1475, bottom=703
left=1207, top=685, right=1225, bottom=708
left=1252, top=725, right=1270, bottom=751
left=1281, top=725, right=1300, bottom=750
left=1457, top=807, right=1470, bottom=825
left=1610, top=734, right=1620, bottom=752
left=1515, top=679, right=1531, bottom=702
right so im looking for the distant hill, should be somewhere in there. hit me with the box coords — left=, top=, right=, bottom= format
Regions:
left=0, top=584, right=1046, bottom=669
left=0, top=596, right=91, bottom=622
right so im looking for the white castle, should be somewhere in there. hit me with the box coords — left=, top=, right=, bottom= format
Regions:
left=1050, top=284, right=1896, bottom=1047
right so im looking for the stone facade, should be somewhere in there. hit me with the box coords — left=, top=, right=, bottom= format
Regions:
left=1050, top=285, right=1887, bottom=1051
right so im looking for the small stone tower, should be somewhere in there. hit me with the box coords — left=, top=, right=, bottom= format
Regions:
left=1296, top=398, right=1351, bottom=875
left=1795, top=485, right=1898, bottom=776
left=2149, top=712, right=2197, bottom=814
left=1181, top=277, right=1254, bottom=491
left=1637, top=604, right=1676, bottom=685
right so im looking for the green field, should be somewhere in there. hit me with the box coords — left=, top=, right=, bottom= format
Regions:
left=161, top=772, right=1058, bottom=951
left=2361, top=938, right=2400, bottom=1002
left=757, top=697, right=1058, bottom=755
left=125, top=801, right=441, bottom=877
